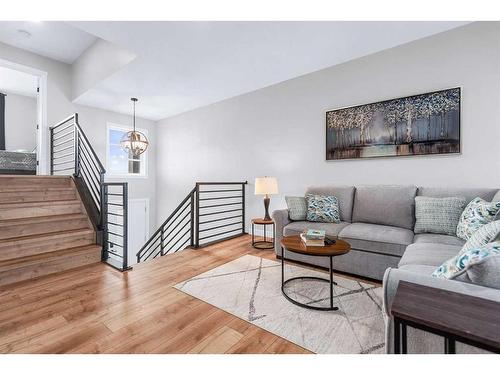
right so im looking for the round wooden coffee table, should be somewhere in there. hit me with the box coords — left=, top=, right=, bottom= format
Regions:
left=280, top=235, right=351, bottom=311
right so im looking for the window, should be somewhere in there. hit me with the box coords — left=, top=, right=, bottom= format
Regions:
left=106, top=123, right=147, bottom=177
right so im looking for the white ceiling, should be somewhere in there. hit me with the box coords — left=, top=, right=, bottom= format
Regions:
left=0, top=21, right=96, bottom=63
left=0, top=21, right=469, bottom=121
left=70, top=21, right=469, bottom=120
left=0, top=65, right=38, bottom=97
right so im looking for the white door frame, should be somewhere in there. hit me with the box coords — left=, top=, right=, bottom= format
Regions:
left=128, top=198, right=150, bottom=263
left=0, top=58, right=48, bottom=174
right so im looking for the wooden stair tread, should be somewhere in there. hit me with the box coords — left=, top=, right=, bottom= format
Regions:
left=0, top=245, right=101, bottom=270
left=0, top=228, right=94, bottom=245
left=0, top=213, right=88, bottom=227
left=0, top=199, right=81, bottom=209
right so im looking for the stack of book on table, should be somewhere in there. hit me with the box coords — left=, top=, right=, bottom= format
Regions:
left=300, top=229, right=326, bottom=246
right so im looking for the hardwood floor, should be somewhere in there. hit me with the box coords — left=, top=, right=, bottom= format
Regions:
left=0, top=235, right=378, bottom=354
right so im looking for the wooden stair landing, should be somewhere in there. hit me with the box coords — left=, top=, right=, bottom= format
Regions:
left=0, top=175, right=101, bottom=286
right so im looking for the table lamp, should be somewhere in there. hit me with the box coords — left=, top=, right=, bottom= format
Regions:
left=255, top=177, right=279, bottom=221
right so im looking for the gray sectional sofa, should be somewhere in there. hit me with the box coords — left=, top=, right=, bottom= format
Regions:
left=272, top=185, right=500, bottom=354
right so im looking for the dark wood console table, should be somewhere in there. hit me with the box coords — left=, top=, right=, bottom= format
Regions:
left=391, top=281, right=500, bottom=354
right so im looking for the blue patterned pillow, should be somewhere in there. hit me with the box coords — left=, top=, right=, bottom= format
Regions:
left=432, top=242, right=500, bottom=280
left=456, top=198, right=500, bottom=240
left=461, top=220, right=500, bottom=253
left=305, top=194, right=340, bottom=223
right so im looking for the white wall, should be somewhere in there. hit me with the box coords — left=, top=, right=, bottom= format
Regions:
left=3, top=92, right=37, bottom=151
left=156, top=22, right=500, bottom=230
left=0, top=41, right=157, bottom=234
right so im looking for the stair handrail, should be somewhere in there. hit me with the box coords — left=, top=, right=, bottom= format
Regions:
left=49, top=113, right=129, bottom=271
left=136, top=181, right=247, bottom=263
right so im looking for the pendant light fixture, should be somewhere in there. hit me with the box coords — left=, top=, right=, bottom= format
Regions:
left=120, top=97, right=149, bottom=156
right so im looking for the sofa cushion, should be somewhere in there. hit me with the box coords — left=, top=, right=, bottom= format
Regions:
left=283, top=221, right=349, bottom=238
left=417, top=187, right=498, bottom=204
left=305, top=194, right=341, bottom=223
left=413, top=233, right=465, bottom=246
left=398, top=264, right=437, bottom=275
left=432, top=242, right=500, bottom=289
left=285, top=196, right=307, bottom=221
left=414, top=196, right=466, bottom=235
left=399, top=243, right=461, bottom=268
left=352, top=185, right=417, bottom=230
left=338, top=222, right=414, bottom=257
left=305, top=186, right=355, bottom=222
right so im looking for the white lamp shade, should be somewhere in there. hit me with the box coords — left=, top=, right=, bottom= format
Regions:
left=255, top=177, right=278, bottom=195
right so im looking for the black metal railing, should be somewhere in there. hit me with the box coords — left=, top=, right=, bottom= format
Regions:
left=136, top=181, right=247, bottom=263
left=103, top=182, right=128, bottom=270
left=49, top=114, right=129, bottom=271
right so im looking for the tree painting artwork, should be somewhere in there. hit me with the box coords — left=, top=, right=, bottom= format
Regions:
left=326, top=88, right=461, bottom=160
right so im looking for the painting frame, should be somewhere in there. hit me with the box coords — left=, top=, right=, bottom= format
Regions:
left=325, top=87, right=462, bottom=161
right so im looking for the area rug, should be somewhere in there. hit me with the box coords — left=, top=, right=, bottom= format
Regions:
left=175, top=255, right=385, bottom=354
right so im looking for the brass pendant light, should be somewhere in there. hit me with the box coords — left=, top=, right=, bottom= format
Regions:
left=120, top=98, right=149, bottom=156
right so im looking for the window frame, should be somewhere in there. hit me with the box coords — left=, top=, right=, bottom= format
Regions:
left=105, top=122, right=148, bottom=179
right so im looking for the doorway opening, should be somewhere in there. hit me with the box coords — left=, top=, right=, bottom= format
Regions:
left=0, top=58, right=47, bottom=175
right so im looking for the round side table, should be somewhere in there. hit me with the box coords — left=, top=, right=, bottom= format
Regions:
left=251, top=218, right=275, bottom=249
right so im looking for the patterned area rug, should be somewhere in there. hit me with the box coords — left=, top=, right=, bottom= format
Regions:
left=175, top=255, right=385, bottom=354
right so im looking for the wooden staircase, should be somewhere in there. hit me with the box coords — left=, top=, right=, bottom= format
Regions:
left=0, top=175, right=102, bottom=286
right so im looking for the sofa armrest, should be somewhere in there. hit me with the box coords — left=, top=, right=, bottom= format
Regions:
left=272, top=209, right=290, bottom=256
left=383, top=267, right=500, bottom=353
left=383, top=267, right=500, bottom=317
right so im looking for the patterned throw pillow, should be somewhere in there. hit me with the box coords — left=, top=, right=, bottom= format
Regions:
left=305, top=194, right=340, bottom=223
left=456, top=198, right=500, bottom=240
left=461, top=220, right=500, bottom=253
left=414, top=196, right=466, bottom=235
left=285, top=196, right=307, bottom=221
left=432, top=242, right=500, bottom=283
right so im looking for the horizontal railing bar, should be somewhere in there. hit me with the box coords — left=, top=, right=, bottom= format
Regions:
left=198, top=208, right=242, bottom=217
left=165, top=228, right=190, bottom=254
left=106, top=193, right=124, bottom=197
left=108, top=251, right=123, bottom=258
left=79, top=144, right=102, bottom=176
left=79, top=167, right=101, bottom=204
left=197, top=182, right=248, bottom=185
left=107, top=231, right=123, bottom=237
left=162, top=220, right=190, bottom=249
left=50, top=114, right=76, bottom=130
left=199, top=227, right=242, bottom=241
left=198, top=233, right=246, bottom=248
left=136, top=188, right=195, bottom=258
left=199, top=221, right=243, bottom=233
left=52, top=159, right=75, bottom=167
left=103, top=183, right=127, bottom=187
left=75, top=123, right=106, bottom=173
left=174, top=237, right=191, bottom=253
left=198, top=189, right=243, bottom=193
left=107, top=241, right=123, bottom=248
left=52, top=167, right=74, bottom=173
left=199, top=214, right=243, bottom=225
left=143, top=243, right=161, bottom=261
left=108, top=202, right=124, bottom=207
left=52, top=144, right=74, bottom=154
left=52, top=123, right=74, bottom=135
left=107, top=212, right=123, bottom=218
left=198, top=195, right=242, bottom=201
left=107, top=222, right=124, bottom=228
left=162, top=204, right=190, bottom=234
left=80, top=164, right=101, bottom=193
left=199, top=202, right=242, bottom=209
left=52, top=152, right=75, bottom=160
left=140, top=233, right=162, bottom=255
left=52, top=130, right=74, bottom=142
left=163, top=211, right=191, bottom=242
left=52, top=137, right=74, bottom=149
